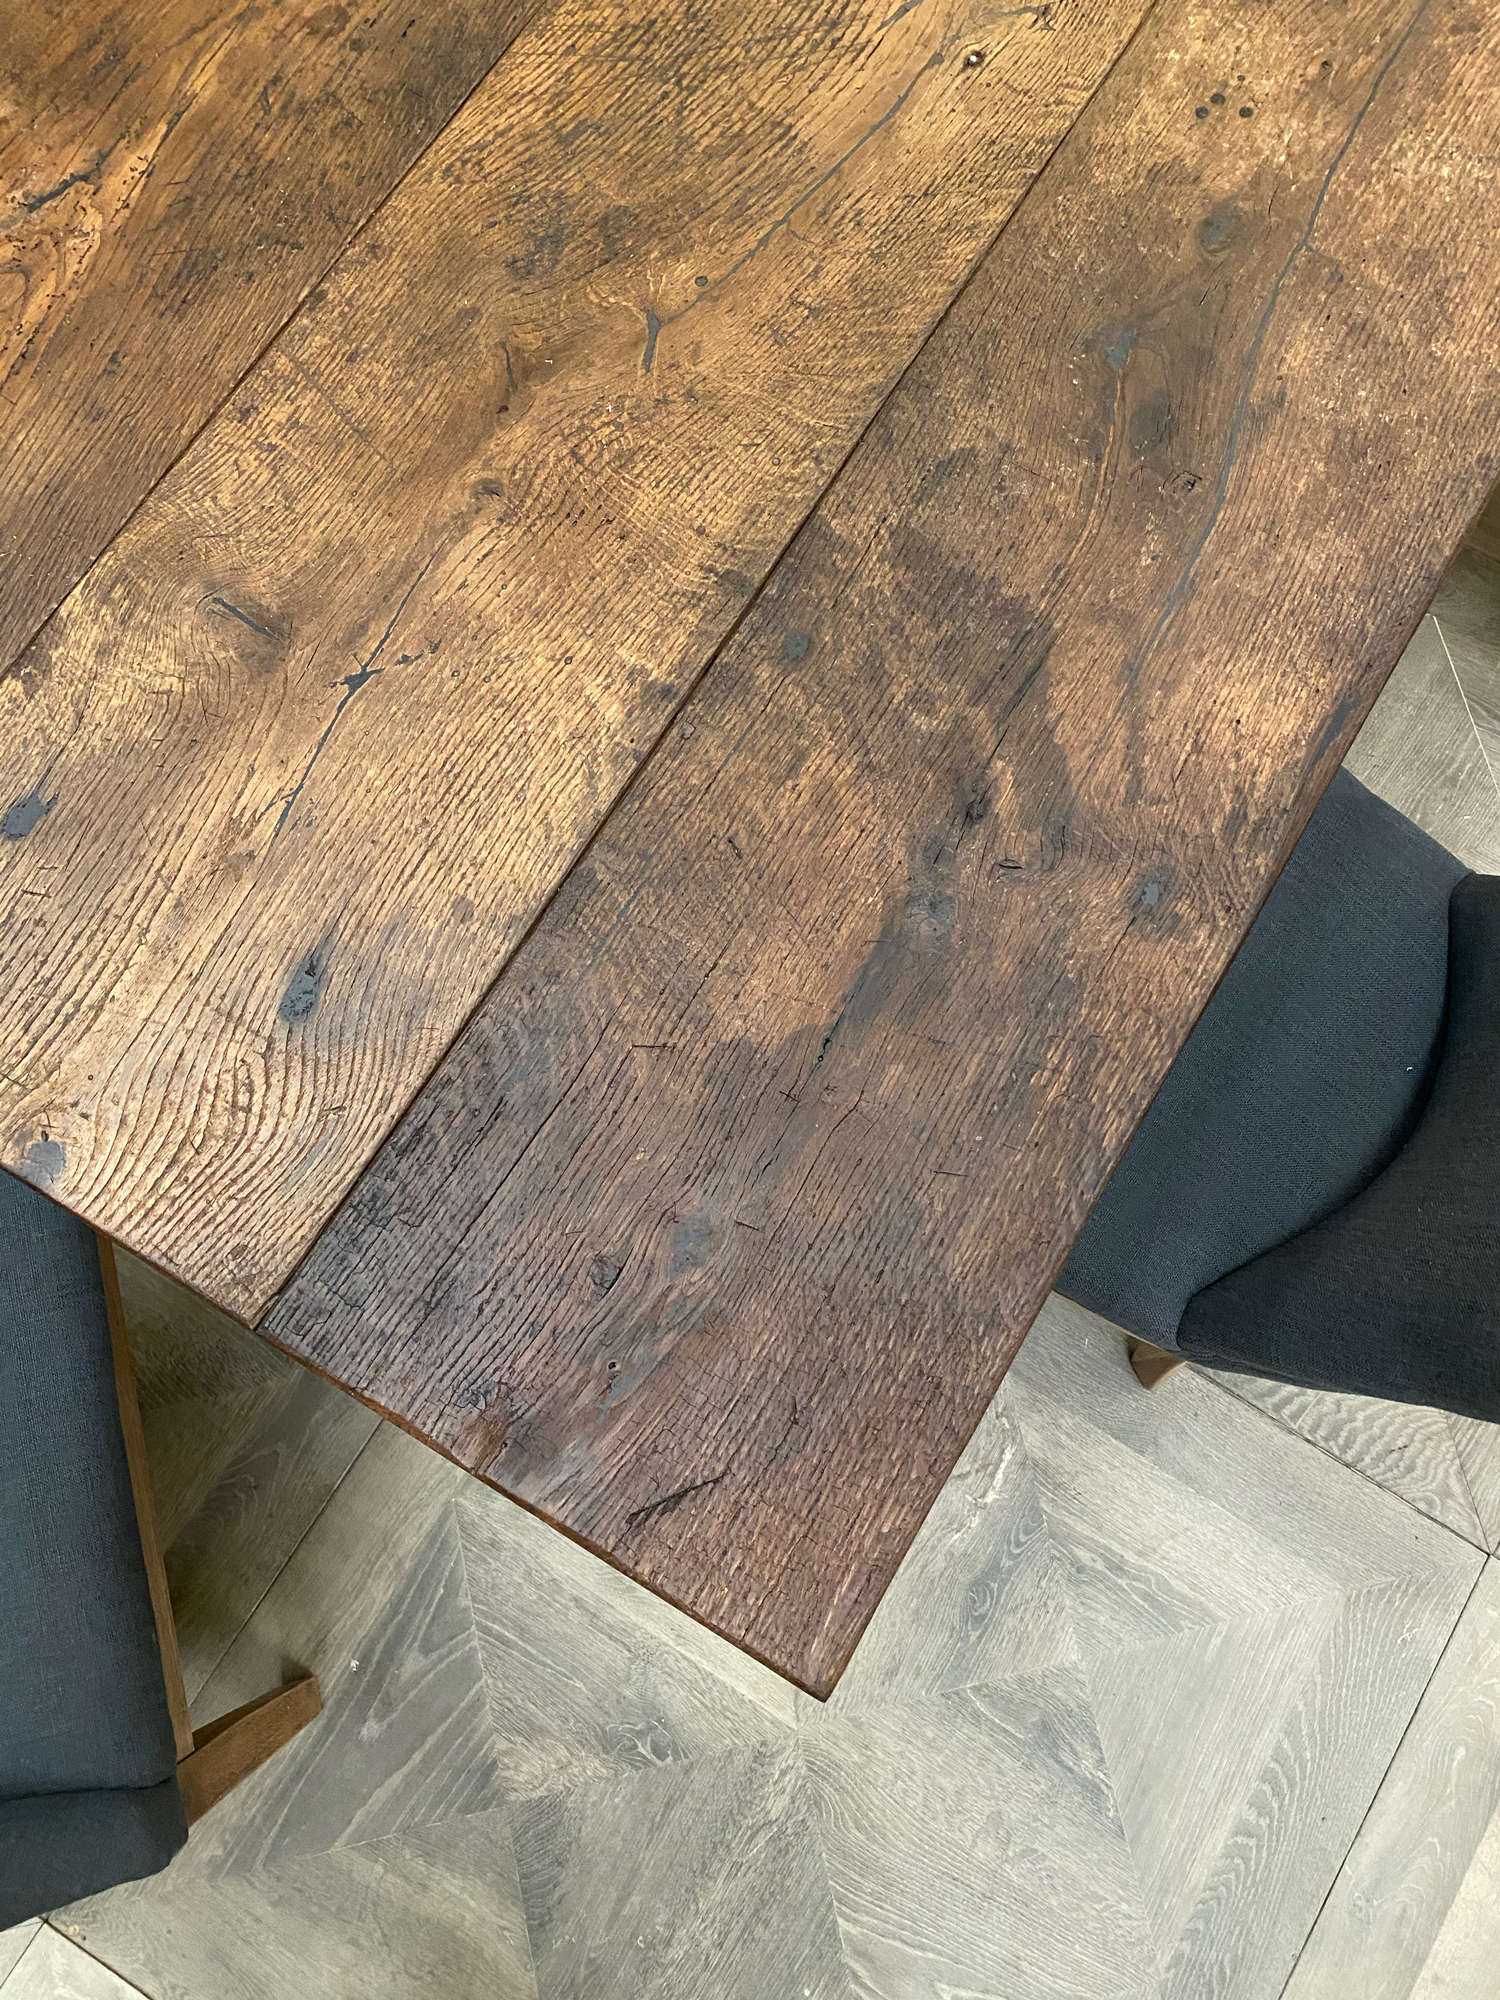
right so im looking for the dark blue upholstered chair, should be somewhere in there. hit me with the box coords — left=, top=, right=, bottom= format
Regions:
left=1058, top=769, right=1500, bottom=1420
left=1, top=1174, right=320, bottom=1928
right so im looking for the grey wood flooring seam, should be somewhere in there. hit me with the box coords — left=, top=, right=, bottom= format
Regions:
left=174, top=1383, right=382, bottom=1708
left=1198, top=1368, right=1489, bottom=1552
left=0, top=1928, right=155, bottom=2000
left=1433, top=620, right=1500, bottom=802
left=115, top=1247, right=384, bottom=1706
left=1448, top=1420, right=1500, bottom=1552
left=0, top=1926, right=40, bottom=1989
left=1282, top=1559, right=1500, bottom=2000
left=1345, top=614, right=1500, bottom=874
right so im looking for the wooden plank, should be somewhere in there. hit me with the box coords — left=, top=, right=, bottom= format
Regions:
left=177, top=1675, right=322, bottom=1823
left=0, top=0, right=1150, bottom=1317
left=1284, top=1561, right=1500, bottom=2000
left=1450, top=1418, right=1500, bottom=1551
left=47, top=1292, right=1485, bottom=1999
left=267, top=0, right=1500, bottom=1695
left=0, top=0, right=538, bottom=676
left=98, top=1231, right=196, bottom=1761
left=1345, top=615, right=1500, bottom=873
left=1, top=1928, right=153, bottom=2000
left=1432, top=486, right=1500, bottom=778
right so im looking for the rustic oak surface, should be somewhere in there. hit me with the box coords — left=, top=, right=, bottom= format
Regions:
left=0, top=0, right=1145, bottom=1315
left=268, top=0, right=1500, bottom=1694
left=0, top=0, right=536, bottom=675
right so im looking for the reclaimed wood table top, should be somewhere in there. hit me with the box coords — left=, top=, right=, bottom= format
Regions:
left=5, top=0, right=1500, bottom=1693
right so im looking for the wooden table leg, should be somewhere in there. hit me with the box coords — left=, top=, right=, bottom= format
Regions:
left=177, top=1679, right=323, bottom=1825
left=1127, top=1337, right=1189, bottom=1390
left=98, top=1232, right=322, bottom=1822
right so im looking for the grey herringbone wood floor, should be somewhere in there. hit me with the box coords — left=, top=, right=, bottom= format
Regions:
left=5, top=495, right=1500, bottom=2000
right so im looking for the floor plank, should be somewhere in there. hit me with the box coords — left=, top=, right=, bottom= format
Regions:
left=63, top=1299, right=1481, bottom=1999
left=0, top=1927, right=39, bottom=1989
left=0, top=0, right=537, bottom=676
left=454, top=1477, right=796, bottom=1805
left=803, top=1672, right=1158, bottom=2000
left=0, top=0, right=1148, bottom=1319
left=205, top=1502, right=503, bottom=1871
left=1284, top=1559, right=1500, bottom=2000
left=1203, top=1371, right=1486, bottom=1548
left=512, top=1748, right=851, bottom=2000
left=0, top=1929, right=149, bottom=2000
left=166, top=1367, right=378, bottom=1704
left=58, top=1428, right=536, bottom=2000
left=267, top=0, right=1500, bottom=1695
left=1433, top=486, right=1500, bottom=779
left=59, top=1816, right=537, bottom=2000
left=1004, top=1303, right=1479, bottom=2000
left=1344, top=614, right=1500, bottom=872
left=1408, top=1803, right=1500, bottom=2000
left=1449, top=1421, right=1500, bottom=1553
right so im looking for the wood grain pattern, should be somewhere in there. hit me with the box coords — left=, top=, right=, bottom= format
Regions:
left=0, top=0, right=538, bottom=676
left=1450, top=1421, right=1500, bottom=1553
left=824, top=1309, right=1459, bottom=1997
left=0, top=1922, right=39, bottom=1987
left=1208, top=1365, right=1489, bottom=1546
left=1408, top=1810, right=1500, bottom=2000
left=455, top=1465, right=797, bottom=1805
left=1285, top=1560, right=1500, bottom=2000
left=54, top=1825, right=538, bottom=2000
left=164, top=1366, right=379, bottom=1703
left=0, top=0, right=1147, bottom=1316
left=269, top=0, right=1500, bottom=1695
left=1003, top=1303, right=1478, bottom=2000
left=510, top=1745, right=852, bottom=2000
left=1434, top=486, right=1500, bottom=776
left=0, top=1928, right=150, bottom=2000
left=1344, top=614, right=1500, bottom=872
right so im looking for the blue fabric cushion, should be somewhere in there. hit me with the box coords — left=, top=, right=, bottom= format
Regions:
left=0, top=1172, right=182, bottom=1797
left=1180, top=872, right=1500, bottom=1418
left=1056, top=770, right=1467, bottom=1349
left=0, top=1781, right=187, bottom=1928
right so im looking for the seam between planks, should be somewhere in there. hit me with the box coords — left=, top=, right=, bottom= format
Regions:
left=253, top=0, right=1168, bottom=1327
left=1273, top=1555, right=1493, bottom=2000
left=0, top=0, right=555, bottom=686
